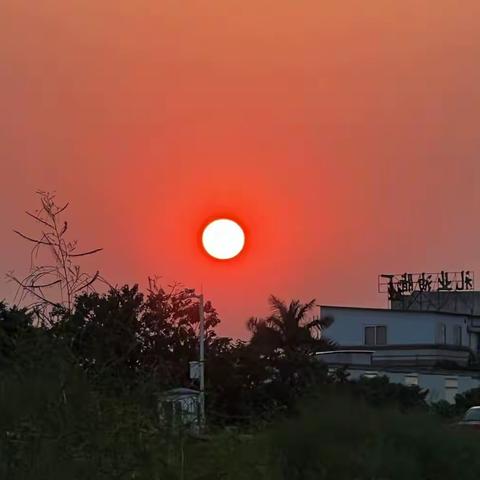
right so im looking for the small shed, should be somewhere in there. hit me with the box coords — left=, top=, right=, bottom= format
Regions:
left=158, top=387, right=200, bottom=432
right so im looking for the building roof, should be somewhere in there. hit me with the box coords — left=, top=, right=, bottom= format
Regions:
left=338, top=344, right=472, bottom=352
left=320, top=304, right=480, bottom=319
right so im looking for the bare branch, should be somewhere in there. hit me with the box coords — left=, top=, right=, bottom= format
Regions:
left=72, top=271, right=100, bottom=293
left=60, top=221, right=68, bottom=236
left=25, top=210, right=54, bottom=229
left=56, top=202, right=69, bottom=215
left=69, top=248, right=103, bottom=258
left=14, top=230, right=52, bottom=246
left=25, top=278, right=62, bottom=289
left=7, top=275, right=62, bottom=309
left=11, top=192, right=105, bottom=321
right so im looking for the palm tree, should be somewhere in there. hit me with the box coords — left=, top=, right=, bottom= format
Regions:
left=247, top=295, right=335, bottom=356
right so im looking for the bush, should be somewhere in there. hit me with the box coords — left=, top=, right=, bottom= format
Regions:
left=455, top=387, right=480, bottom=412
left=0, top=317, right=174, bottom=480
left=430, top=400, right=458, bottom=419
left=346, top=375, right=429, bottom=412
left=267, top=394, right=480, bottom=480
left=181, top=391, right=480, bottom=480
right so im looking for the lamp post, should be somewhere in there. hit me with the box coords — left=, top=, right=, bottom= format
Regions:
left=190, top=293, right=206, bottom=431
left=198, top=293, right=206, bottom=431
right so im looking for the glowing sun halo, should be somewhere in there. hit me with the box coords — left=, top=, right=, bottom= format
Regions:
left=202, top=219, right=245, bottom=260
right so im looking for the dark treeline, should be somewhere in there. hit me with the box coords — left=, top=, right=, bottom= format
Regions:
left=0, top=284, right=336, bottom=424
left=0, top=285, right=338, bottom=478
left=3, top=287, right=480, bottom=480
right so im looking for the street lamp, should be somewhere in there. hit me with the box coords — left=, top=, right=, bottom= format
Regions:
left=192, top=293, right=206, bottom=431
left=198, top=293, right=206, bottom=431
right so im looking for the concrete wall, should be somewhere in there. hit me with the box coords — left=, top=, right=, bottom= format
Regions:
left=322, top=306, right=470, bottom=348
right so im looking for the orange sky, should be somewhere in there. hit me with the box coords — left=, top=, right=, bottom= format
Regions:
left=1, top=1, right=480, bottom=338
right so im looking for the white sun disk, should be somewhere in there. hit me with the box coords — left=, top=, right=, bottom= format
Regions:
left=202, top=219, right=245, bottom=260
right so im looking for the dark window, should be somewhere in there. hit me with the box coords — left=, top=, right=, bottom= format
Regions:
left=453, top=325, right=462, bottom=346
left=376, top=326, right=387, bottom=345
left=365, top=326, right=375, bottom=345
left=437, top=323, right=447, bottom=344
left=364, top=326, right=387, bottom=346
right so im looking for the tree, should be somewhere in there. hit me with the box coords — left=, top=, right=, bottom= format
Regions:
left=0, top=302, right=34, bottom=366
left=7, top=191, right=104, bottom=325
left=205, top=339, right=283, bottom=424
left=55, top=285, right=144, bottom=391
left=239, top=296, right=335, bottom=418
left=352, top=375, right=428, bottom=412
left=247, top=295, right=335, bottom=356
left=54, top=280, right=223, bottom=394
left=139, top=278, right=221, bottom=388
left=454, top=386, right=480, bottom=413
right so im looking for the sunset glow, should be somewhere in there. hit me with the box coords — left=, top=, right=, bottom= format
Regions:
left=1, top=0, right=480, bottom=338
left=202, top=219, right=245, bottom=260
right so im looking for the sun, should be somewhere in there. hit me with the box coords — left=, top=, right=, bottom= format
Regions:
left=202, top=218, right=245, bottom=260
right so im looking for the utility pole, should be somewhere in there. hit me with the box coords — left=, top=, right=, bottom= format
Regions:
left=198, top=294, right=206, bottom=431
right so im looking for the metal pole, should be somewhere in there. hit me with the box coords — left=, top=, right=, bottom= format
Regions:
left=198, top=293, right=206, bottom=430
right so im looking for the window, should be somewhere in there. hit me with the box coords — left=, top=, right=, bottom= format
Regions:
left=376, top=326, right=387, bottom=345
left=404, top=374, right=419, bottom=387
left=453, top=325, right=462, bottom=346
left=364, top=326, right=387, bottom=346
left=436, top=323, right=447, bottom=344
left=365, top=326, right=375, bottom=345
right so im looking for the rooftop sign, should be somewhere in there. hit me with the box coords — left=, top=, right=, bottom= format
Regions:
left=378, top=271, right=475, bottom=300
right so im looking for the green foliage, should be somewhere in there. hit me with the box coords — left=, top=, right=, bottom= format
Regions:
left=206, top=339, right=331, bottom=425
left=54, top=285, right=145, bottom=394
left=350, top=375, right=429, bottom=412
left=0, top=302, right=34, bottom=365
left=267, top=394, right=480, bottom=480
left=247, top=295, right=334, bottom=356
left=212, top=295, right=334, bottom=423
left=431, top=387, right=480, bottom=420
left=455, top=386, right=480, bottom=412
left=430, top=399, right=458, bottom=419
left=181, top=431, right=269, bottom=480
left=328, top=366, right=350, bottom=383
left=0, top=308, right=175, bottom=479
left=54, top=282, right=222, bottom=395
left=179, top=393, right=480, bottom=480
left=139, top=280, right=220, bottom=387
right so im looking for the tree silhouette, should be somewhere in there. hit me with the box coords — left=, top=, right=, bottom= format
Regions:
left=54, top=279, right=222, bottom=393
left=247, top=295, right=335, bottom=356
left=139, top=277, right=221, bottom=387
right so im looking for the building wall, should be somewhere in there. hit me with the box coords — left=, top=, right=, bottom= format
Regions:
left=371, top=347, right=470, bottom=367
left=322, top=306, right=470, bottom=348
left=345, top=367, right=480, bottom=404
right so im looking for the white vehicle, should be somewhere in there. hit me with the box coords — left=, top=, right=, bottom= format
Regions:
left=458, top=406, right=480, bottom=431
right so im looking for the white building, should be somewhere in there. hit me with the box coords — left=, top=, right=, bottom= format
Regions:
left=319, top=305, right=480, bottom=403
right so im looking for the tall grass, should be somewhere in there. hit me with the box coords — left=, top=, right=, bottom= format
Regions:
left=181, top=392, right=480, bottom=480
left=267, top=393, right=480, bottom=480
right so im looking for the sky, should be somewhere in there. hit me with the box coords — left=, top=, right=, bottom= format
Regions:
left=1, top=1, right=480, bottom=338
